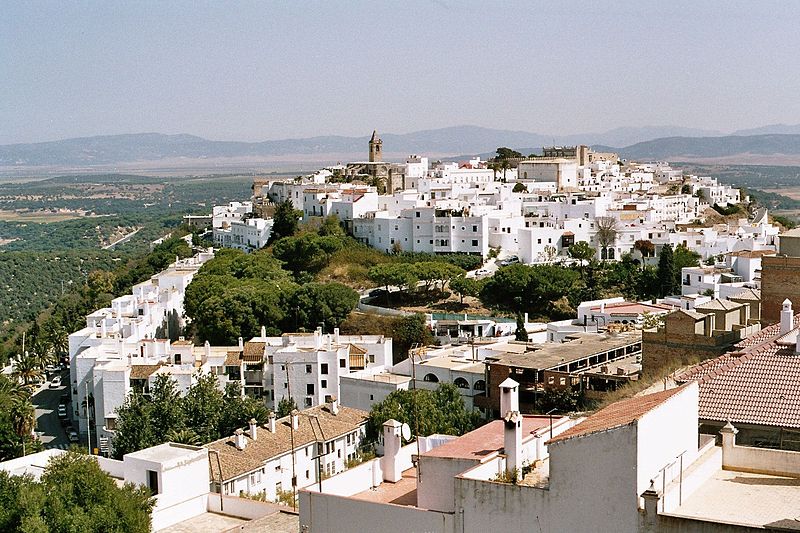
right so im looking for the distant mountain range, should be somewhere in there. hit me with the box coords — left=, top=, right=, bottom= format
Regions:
left=4, top=124, right=800, bottom=168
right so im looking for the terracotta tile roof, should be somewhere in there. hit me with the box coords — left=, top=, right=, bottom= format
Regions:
left=547, top=385, right=689, bottom=444
left=130, top=364, right=162, bottom=380
left=242, top=341, right=265, bottom=363
left=729, top=288, right=761, bottom=302
left=695, top=299, right=744, bottom=312
left=676, top=316, right=800, bottom=429
left=205, top=404, right=368, bottom=482
left=224, top=350, right=242, bottom=366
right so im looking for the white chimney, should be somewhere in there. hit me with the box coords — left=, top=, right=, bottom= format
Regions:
left=330, top=396, right=339, bottom=416
left=600, top=302, right=606, bottom=313
left=261, top=326, right=266, bottom=338
left=524, top=312, right=529, bottom=324
left=381, top=419, right=403, bottom=482
left=234, top=428, right=247, bottom=450
left=268, top=412, right=276, bottom=433
left=100, top=320, right=107, bottom=338
left=204, top=340, right=211, bottom=359
left=499, top=377, right=520, bottom=416
left=238, top=337, right=244, bottom=350
left=334, top=328, right=340, bottom=344
left=781, top=299, right=793, bottom=335
left=504, top=411, right=522, bottom=475
left=314, top=328, right=322, bottom=350
left=291, top=409, right=299, bottom=430
left=249, top=418, right=258, bottom=441
left=327, top=334, right=332, bottom=351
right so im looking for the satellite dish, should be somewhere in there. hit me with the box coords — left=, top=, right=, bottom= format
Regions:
left=401, top=423, right=412, bottom=441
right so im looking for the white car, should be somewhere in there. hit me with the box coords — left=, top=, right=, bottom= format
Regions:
left=49, top=376, right=62, bottom=389
left=474, top=268, right=491, bottom=278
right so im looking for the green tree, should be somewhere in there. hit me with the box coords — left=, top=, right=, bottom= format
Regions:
left=514, top=314, right=528, bottom=342
left=112, top=393, right=155, bottom=459
left=292, top=282, right=359, bottom=331
left=449, top=275, right=479, bottom=304
left=365, top=383, right=481, bottom=444
left=317, top=215, right=345, bottom=237
left=537, top=388, right=582, bottom=413
left=272, top=234, right=344, bottom=277
left=38, top=451, right=153, bottom=532
left=568, top=241, right=595, bottom=279
left=512, top=182, right=527, bottom=193
left=12, top=355, right=40, bottom=387
left=657, top=244, right=678, bottom=297
left=219, top=382, right=270, bottom=437
left=268, top=200, right=301, bottom=245
left=390, top=314, right=434, bottom=363
left=182, top=372, right=224, bottom=443
left=276, top=397, right=297, bottom=418
left=149, top=375, right=185, bottom=443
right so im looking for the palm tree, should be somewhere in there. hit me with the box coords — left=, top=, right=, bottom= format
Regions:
left=10, top=396, right=36, bottom=456
left=13, top=353, right=43, bottom=387
left=165, top=428, right=201, bottom=446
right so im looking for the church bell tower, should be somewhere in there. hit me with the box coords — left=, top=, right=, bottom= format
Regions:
left=369, top=130, right=382, bottom=163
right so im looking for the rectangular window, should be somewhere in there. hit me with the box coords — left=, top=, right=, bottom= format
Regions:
left=472, top=240, right=478, bottom=246
left=472, top=225, right=478, bottom=232
left=321, top=363, right=328, bottom=374
left=304, top=397, right=312, bottom=407
left=339, top=359, right=346, bottom=368
left=321, top=379, right=327, bottom=388
left=305, top=364, right=312, bottom=374
left=307, top=383, right=315, bottom=395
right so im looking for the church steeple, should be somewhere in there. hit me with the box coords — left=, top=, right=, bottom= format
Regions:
left=369, top=130, right=382, bottom=162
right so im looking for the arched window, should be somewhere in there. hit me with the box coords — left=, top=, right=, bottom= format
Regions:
left=473, top=380, right=486, bottom=391
left=453, top=377, right=469, bottom=389
left=423, top=373, right=439, bottom=383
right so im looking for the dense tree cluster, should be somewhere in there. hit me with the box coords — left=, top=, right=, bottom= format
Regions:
left=365, top=383, right=482, bottom=443
left=183, top=248, right=359, bottom=344
left=0, top=451, right=154, bottom=532
left=112, top=374, right=268, bottom=458
left=475, top=241, right=700, bottom=319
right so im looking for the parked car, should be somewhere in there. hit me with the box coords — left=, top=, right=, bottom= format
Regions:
left=474, top=268, right=491, bottom=277
left=57, top=404, right=67, bottom=419
left=68, top=429, right=79, bottom=443
left=45, top=364, right=62, bottom=374
left=498, top=256, right=520, bottom=267
left=49, top=376, right=62, bottom=389
left=368, top=288, right=389, bottom=299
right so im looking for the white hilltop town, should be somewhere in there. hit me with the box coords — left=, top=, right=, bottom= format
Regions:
left=5, top=132, right=800, bottom=532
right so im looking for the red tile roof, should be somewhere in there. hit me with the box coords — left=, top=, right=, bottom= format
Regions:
left=676, top=314, right=800, bottom=429
left=547, top=385, right=689, bottom=444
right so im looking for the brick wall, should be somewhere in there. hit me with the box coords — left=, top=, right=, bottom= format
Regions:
left=761, top=256, right=800, bottom=324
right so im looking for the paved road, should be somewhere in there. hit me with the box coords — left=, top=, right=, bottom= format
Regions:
left=33, top=369, right=71, bottom=450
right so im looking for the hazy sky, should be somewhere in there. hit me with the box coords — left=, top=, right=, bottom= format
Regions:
left=3, top=1, right=800, bottom=144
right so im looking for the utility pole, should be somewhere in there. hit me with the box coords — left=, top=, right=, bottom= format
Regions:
left=285, top=363, right=297, bottom=511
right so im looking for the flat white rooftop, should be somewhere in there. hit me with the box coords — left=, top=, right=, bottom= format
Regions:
left=667, top=469, right=800, bottom=528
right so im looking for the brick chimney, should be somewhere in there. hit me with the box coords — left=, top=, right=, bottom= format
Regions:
left=781, top=299, right=793, bottom=335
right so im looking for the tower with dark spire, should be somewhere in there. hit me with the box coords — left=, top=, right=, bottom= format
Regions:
left=369, top=130, right=382, bottom=163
